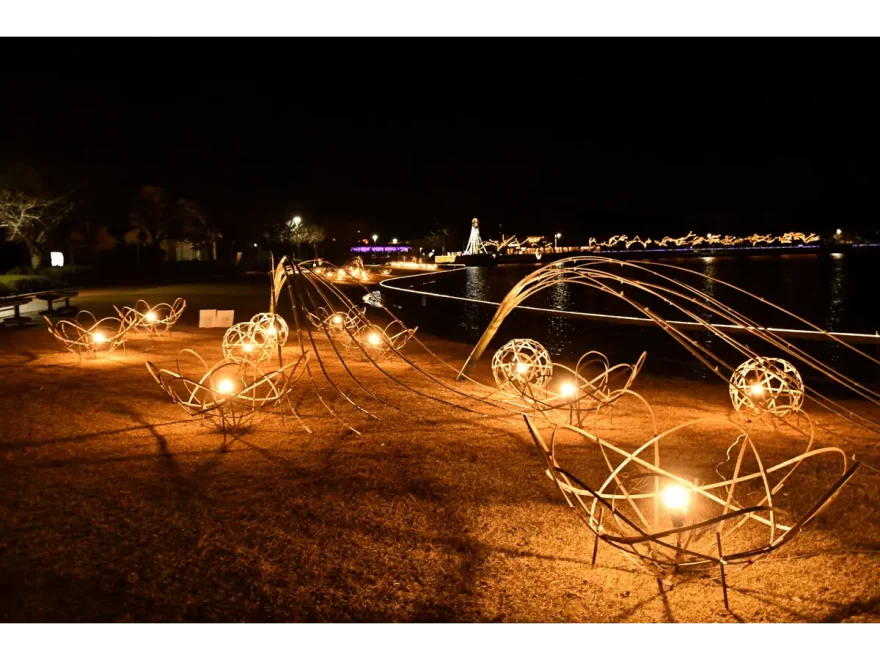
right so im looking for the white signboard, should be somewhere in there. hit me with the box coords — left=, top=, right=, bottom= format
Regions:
left=199, top=309, right=217, bottom=328
left=215, top=310, right=234, bottom=328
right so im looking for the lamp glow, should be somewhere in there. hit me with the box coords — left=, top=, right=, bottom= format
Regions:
left=242, top=342, right=253, bottom=353
left=516, top=363, right=529, bottom=374
left=332, top=314, right=343, bottom=325
left=217, top=378, right=235, bottom=394
left=661, top=484, right=690, bottom=514
left=367, top=332, right=382, bottom=346
left=92, top=332, right=106, bottom=344
left=145, top=311, right=158, bottom=323
left=750, top=383, right=764, bottom=396
left=560, top=382, right=577, bottom=398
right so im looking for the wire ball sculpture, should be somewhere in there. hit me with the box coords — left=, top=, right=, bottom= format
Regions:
left=45, top=311, right=133, bottom=358
left=250, top=312, right=289, bottom=347
left=525, top=412, right=860, bottom=605
left=729, top=357, right=805, bottom=417
left=221, top=313, right=289, bottom=365
left=114, top=298, right=186, bottom=337
left=146, top=349, right=309, bottom=438
left=491, top=338, right=554, bottom=394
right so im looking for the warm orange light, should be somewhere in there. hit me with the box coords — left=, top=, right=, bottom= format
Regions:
left=92, top=332, right=106, bottom=344
left=242, top=342, right=253, bottom=353
left=217, top=378, right=235, bottom=394
left=661, top=484, right=690, bottom=514
left=367, top=332, right=382, bottom=346
left=515, top=363, right=529, bottom=374
left=145, top=311, right=158, bottom=322
left=560, top=382, right=577, bottom=398
left=266, top=325, right=277, bottom=336
left=331, top=314, right=343, bottom=325
left=750, top=383, right=764, bottom=396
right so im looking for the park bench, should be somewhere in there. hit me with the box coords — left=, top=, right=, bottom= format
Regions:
left=0, top=295, right=36, bottom=326
left=36, top=289, right=79, bottom=316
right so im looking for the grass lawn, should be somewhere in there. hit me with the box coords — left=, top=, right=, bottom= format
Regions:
left=0, top=283, right=878, bottom=622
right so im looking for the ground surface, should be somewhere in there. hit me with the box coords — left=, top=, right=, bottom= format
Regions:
left=1, top=282, right=879, bottom=622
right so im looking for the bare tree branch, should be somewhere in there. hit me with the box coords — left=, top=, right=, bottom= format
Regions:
left=0, top=190, right=73, bottom=269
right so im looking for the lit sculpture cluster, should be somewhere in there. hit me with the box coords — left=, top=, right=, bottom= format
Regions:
left=45, top=297, right=188, bottom=359
left=222, top=313, right=289, bottom=365
left=43, top=245, right=870, bottom=607
left=491, top=339, right=646, bottom=426
left=457, top=254, right=873, bottom=604
left=147, top=349, right=309, bottom=438
left=729, top=357, right=805, bottom=417
left=114, top=298, right=186, bottom=337
left=45, top=311, right=134, bottom=358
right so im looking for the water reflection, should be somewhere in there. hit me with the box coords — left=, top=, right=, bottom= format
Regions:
left=403, top=253, right=876, bottom=380
left=546, top=279, right=574, bottom=356
left=692, top=257, right=718, bottom=379
left=826, top=253, right=846, bottom=365
left=459, top=267, right=489, bottom=338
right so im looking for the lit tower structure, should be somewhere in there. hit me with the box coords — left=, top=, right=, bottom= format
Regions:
left=463, top=217, right=485, bottom=255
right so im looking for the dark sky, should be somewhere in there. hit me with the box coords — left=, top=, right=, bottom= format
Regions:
left=2, top=38, right=879, bottom=243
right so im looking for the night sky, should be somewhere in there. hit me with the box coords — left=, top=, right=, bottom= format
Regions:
left=2, top=38, right=879, bottom=247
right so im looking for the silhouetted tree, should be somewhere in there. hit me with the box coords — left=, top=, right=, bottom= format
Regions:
left=0, top=190, right=73, bottom=269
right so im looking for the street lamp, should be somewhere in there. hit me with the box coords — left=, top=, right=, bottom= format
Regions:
left=391, top=238, right=398, bottom=244
left=293, top=216, right=302, bottom=229
left=554, top=232, right=562, bottom=250
left=372, top=234, right=379, bottom=244
left=836, top=228, right=842, bottom=236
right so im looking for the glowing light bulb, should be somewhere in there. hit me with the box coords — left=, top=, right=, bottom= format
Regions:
left=92, top=332, right=106, bottom=344
left=266, top=325, right=277, bottom=336
left=661, top=484, right=690, bottom=514
left=560, top=382, right=577, bottom=398
left=367, top=332, right=382, bottom=346
left=217, top=378, right=235, bottom=394
left=750, top=383, right=764, bottom=396
left=145, top=311, right=158, bottom=322
left=332, top=314, right=343, bottom=325
left=515, top=363, right=529, bottom=375
left=242, top=342, right=253, bottom=353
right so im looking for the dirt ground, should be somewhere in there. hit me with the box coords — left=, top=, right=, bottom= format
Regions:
left=1, top=283, right=879, bottom=622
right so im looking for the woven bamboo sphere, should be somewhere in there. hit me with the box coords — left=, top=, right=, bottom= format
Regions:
left=492, top=338, right=553, bottom=394
left=729, top=357, right=804, bottom=417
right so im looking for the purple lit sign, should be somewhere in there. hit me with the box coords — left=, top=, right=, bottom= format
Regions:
left=350, top=245, right=412, bottom=253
